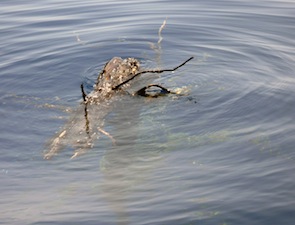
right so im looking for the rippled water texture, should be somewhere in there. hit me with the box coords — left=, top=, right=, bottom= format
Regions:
left=1, top=0, right=295, bottom=224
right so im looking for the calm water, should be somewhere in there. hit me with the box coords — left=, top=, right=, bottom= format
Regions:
left=1, top=0, right=295, bottom=224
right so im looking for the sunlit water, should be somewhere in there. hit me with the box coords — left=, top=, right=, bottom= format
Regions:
left=1, top=0, right=295, bottom=224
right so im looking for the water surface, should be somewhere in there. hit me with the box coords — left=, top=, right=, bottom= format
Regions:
left=1, top=0, right=295, bottom=224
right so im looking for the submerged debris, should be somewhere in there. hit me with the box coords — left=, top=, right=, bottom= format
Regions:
left=43, top=56, right=193, bottom=159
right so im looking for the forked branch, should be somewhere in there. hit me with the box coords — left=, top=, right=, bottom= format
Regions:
left=112, top=56, right=194, bottom=90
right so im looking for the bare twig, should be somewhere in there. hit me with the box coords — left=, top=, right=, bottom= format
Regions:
left=112, top=56, right=194, bottom=90
left=97, top=127, right=116, bottom=144
left=81, top=84, right=87, bottom=102
left=158, top=17, right=167, bottom=45
left=83, top=102, right=90, bottom=135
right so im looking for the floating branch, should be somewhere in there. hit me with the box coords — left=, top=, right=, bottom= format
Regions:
left=112, top=56, right=194, bottom=90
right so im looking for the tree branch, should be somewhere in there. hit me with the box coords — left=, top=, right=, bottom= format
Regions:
left=112, top=56, right=194, bottom=90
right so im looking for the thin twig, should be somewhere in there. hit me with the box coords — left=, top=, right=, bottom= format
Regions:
left=81, top=84, right=90, bottom=134
left=83, top=102, right=90, bottom=135
left=81, top=84, right=87, bottom=102
left=73, top=31, right=87, bottom=45
left=158, top=17, right=167, bottom=45
left=112, top=56, right=194, bottom=90
left=97, top=127, right=116, bottom=144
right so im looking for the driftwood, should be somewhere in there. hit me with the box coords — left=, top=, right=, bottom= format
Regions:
left=80, top=56, right=193, bottom=101
left=45, top=57, right=193, bottom=159
left=44, top=16, right=194, bottom=159
left=79, top=56, right=193, bottom=143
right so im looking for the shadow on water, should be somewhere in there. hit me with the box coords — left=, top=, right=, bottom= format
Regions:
left=99, top=97, right=163, bottom=225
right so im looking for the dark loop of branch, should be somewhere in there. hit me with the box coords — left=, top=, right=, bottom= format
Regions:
left=112, top=56, right=194, bottom=90
left=135, top=84, right=172, bottom=97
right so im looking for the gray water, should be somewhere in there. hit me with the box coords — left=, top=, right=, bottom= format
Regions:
left=1, top=0, right=295, bottom=224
